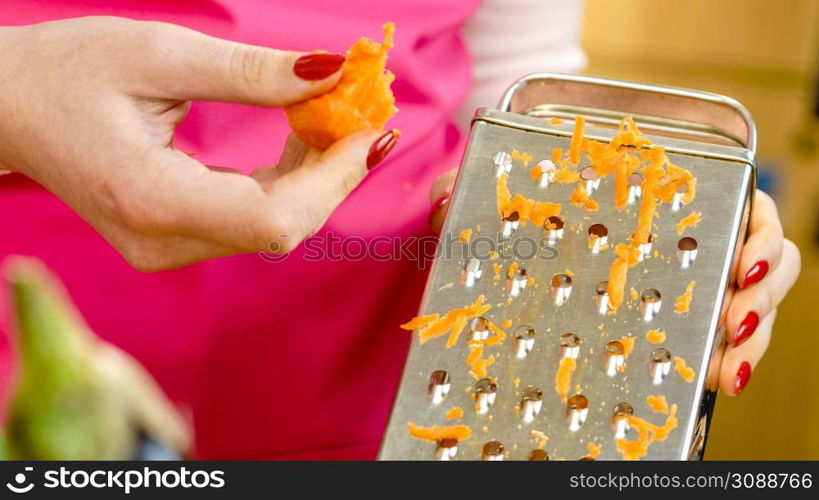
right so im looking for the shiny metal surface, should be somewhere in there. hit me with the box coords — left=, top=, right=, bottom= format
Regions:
left=379, top=76, right=755, bottom=461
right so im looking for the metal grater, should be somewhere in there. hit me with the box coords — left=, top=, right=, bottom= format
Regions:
left=378, top=74, right=756, bottom=461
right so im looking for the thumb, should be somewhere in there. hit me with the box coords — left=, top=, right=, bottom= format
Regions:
left=132, top=21, right=345, bottom=106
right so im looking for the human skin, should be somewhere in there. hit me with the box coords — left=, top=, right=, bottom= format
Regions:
left=0, top=17, right=398, bottom=272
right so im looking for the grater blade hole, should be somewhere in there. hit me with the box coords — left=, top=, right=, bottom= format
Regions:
left=428, top=370, right=451, bottom=404
left=649, top=348, right=672, bottom=385
left=482, top=440, right=505, bottom=461
left=551, top=273, right=573, bottom=306
left=559, top=333, right=581, bottom=359
left=677, top=237, right=698, bottom=268
left=513, top=325, right=536, bottom=359
left=639, top=288, right=662, bottom=321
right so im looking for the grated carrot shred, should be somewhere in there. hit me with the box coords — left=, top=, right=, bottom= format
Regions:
left=445, top=407, right=464, bottom=420
left=646, top=395, right=669, bottom=414
left=458, top=228, right=472, bottom=244
left=568, top=116, right=586, bottom=165
left=529, top=164, right=542, bottom=182
left=674, top=281, right=696, bottom=314
left=646, top=329, right=666, bottom=344
left=587, top=441, right=602, bottom=459
left=570, top=184, right=599, bottom=211
left=676, top=212, right=701, bottom=235
left=407, top=422, right=471, bottom=442
left=555, top=357, right=577, bottom=402
left=615, top=404, right=678, bottom=460
left=673, top=356, right=696, bottom=383
left=400, top=295, right=491, bottom=346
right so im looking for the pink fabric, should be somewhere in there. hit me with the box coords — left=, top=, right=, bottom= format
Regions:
left=0, top=0, right=478, bottom=459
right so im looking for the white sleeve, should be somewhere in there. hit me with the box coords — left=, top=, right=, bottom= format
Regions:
left=458, top=0, right=587, bottom=126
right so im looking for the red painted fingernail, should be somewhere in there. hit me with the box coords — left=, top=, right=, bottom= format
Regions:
left=293, top=53, right=345, bottom=81
left=428, top=195, right=449, bottom=229
left=734, top=311, right=759, bottom=347
left=430, top=195, right=449, bottom=213
left=735, top=361, right=752, bottom=395
left=367, top=130, right=399, bottom=169
left=742, top=260, right=769, bottom=288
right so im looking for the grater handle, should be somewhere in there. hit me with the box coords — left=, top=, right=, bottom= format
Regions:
left=499, top=73, right=757, bottom=153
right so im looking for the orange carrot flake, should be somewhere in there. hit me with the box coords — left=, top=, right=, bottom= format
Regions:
left=674, top=281, right=696, bottom=314
left=407, top=422, right=471, bottom=442
left=646, top=395, right=669, bottom=414
left=673, top=356, right=696, bottom=383
left=445, top=407, right=464, bottom=420
left=676, top=212, right=701, bottom=235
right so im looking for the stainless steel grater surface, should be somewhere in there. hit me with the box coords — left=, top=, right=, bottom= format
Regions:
left=379, top=74, right=756, bottom=461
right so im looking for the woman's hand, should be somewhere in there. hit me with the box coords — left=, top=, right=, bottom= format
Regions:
left=0, top=17, right=398, bottom=271
left=712, top=190, right=800, bottom=396
left=429, top=168, right=801, bottom=396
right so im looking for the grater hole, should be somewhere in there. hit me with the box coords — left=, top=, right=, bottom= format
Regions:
left=588, top=223, right=609, bottom=253
left=603, top=340, right=626, bottom=377
left=631, top=232, right=654, bottom=261
left=436, top=438, right=459, bottom=461
left=428, top=370, right=451, bottom=404
left=462, top=257, right=483, bottom=287
left=474, top=377, right=497, bottom=414
left=513, top=325, right=536, bottom=359
left=507, top=266, right=528, bottom=298
left=566, top=394, right=589, bottom=431
left=677, top=237, right=698, bottom=268
left=519, top=385, right=543, bottom=423
left=612, top=402, right=634, bottom=439
left=594, top=280, right=609, bottom=314
left=580, top=166, right=601, bottom=194
left=649, top=348, right=672, bottom=385
left=627, top=172, right=643, bottom=204
left=493, top=151, right=512, bottom=178
left=551, top=273, right=573, bottom=306
left=672, top=183, right=688, bottom=211
left=544, top=215, right=565, bottom=244
left=639, top=288, right=662, bottom=321
left=468, top=317, right=490, bottom=342
left=482, top=440, right=505, bottom=461
left=500, top=210, right=521, bottom=239
left=537, top=159, right=557, bottom=188
left=559, top=333, right=581, bottom=359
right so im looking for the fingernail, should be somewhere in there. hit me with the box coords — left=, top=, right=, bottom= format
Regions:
left=742, top=260, right=769, bottom=288
left=293, top=53, right=345, bottom=81
left=428, top=195, right=449, bottom=227
left=735, top=361, right=752, bottom=395
left=367, top=130, right=399, bottom=169
left=734, top=311, right=759, bottom=347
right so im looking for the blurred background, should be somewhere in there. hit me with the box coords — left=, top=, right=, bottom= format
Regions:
left=581, top=0, right=819, bottom=459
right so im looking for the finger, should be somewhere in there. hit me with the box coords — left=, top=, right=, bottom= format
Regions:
left=428, top=168, right=457, bottom=232
left=719, top=308, right=776, bottom=396
left=725, top=239, right=801, bottom=346
left=265, top=129, right=397, bottom=240
left=120, top=129, right=395, bottom=253
left=92, top=215, right=242, bottom=271
left=430, top=169, right=458, bottom=204
left=250, top=133, right=321, bottom=186
left=125, top=21, right=345, bottom=106
left=738, top=190, right=783, bottom=288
